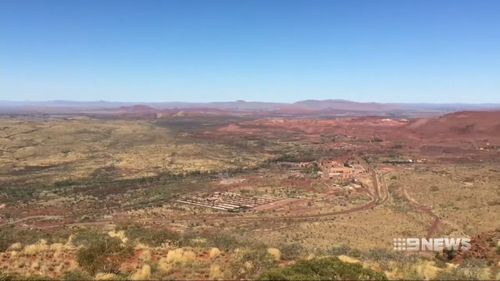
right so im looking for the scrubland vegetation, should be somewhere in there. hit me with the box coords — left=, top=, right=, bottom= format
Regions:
left=1, top=225, right=497, bottom=280
left=0, top=114, right=499, bottom=280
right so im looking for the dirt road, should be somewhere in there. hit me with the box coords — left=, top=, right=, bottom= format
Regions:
left=401, top=186, right=442, bottom=238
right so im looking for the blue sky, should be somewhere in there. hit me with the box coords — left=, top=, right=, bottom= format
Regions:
left=1, top=0, right=499, bottom=103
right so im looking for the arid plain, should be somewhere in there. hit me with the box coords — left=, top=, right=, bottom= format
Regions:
left=0, top=105, right=499, bottom=280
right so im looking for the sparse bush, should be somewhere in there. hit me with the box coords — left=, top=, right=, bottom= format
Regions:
left=365, top=248, right=407, bottom=268
left=230, top=247, right=277, bottom=279
left=326, top=245, right=362, bottom=258
left=119, top=223, right=180, bottom=246
left=435, top=248, right=457, bottom=261
left=0, top=226, right=69, bottom=252
left=76, top=231, right=133, bottom=275
left=72, top=229, right=103, bottom=247
left=279, top=243, right=303, bottom=260
left=432, top=260, right=492, bottom=281
left=259, top=257, right=387, bottom=280
left=63, top=270, right=92, bottom=281
left=203, top=233, right=242, bottom=250
left=433, top=270, right=470, bottom=280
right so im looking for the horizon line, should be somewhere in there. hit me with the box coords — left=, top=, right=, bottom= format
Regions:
left=2, top=99, right=500, bottom=106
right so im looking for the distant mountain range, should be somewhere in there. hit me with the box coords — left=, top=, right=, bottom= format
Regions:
left=1, top=99, right=499, bottom=117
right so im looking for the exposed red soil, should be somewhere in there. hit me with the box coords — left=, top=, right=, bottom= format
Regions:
left=214, top=111, right=500, bottom=140
left=210, top=112, right=500, bottom=160
left=216, top=117, right=408, bottom=138
left=451, top=229, right=500, bottom=264
left=405, top=111, right=500, bottom=139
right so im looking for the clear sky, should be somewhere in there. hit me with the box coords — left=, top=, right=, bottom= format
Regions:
left=1, top=0, right=499, bottom=103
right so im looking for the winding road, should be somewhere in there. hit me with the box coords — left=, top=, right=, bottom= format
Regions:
left=401, top=186, right=442, bottom=238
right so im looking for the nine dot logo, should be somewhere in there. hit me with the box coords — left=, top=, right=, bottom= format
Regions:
left=393, top=238, right=407, bottom=251
left=393, top=237, right=471, bottom=252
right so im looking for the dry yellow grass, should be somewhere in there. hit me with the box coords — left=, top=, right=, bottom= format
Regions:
left=8, top=242, right=23, bottom=251
left=165, top=248, right=196, bottom=264
left=157, top=257, right=173, bottom=274
left=384, top=260, right=442, bottom=280
left=209, top=247, right=221, bottom=259
left=23, top=240, right=49, bottom=255
left=394, top=165, right=500, bottom=236
left=338, top=255, right=361, bottom=264
left=267, top=248, right=281, bottom=261
left=95, top=273, right=118, bottom=280
left=130, top=264, right=151, bottom=280
left=108, top=230, right=128, bottom=244
left=157, top=247, right=197, bottom=274
left=209, top=264, right=223, bottom=280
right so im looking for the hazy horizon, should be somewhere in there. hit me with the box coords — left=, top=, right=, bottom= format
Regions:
left=2, top=98, right=500, bottom=106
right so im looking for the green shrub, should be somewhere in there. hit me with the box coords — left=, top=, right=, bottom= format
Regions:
left=230, top=247, right=277, bottom=279
left=326, top=245, right=362, bottom=258
left=76, top=231, right=133, bottom=275
left=259, top=257, right=387, bottom=280
left=72, top=229, right=104, bottom=247
left=119, top=223, right=180, bottom=246
left=435, top=248, right=458, bottom=261
left=63, top=270, right=92, bottom=281
left=280, top=243, right=304, bottom=260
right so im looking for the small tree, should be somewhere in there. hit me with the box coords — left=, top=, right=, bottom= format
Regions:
left=76, top=232, right=133, bottom=275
